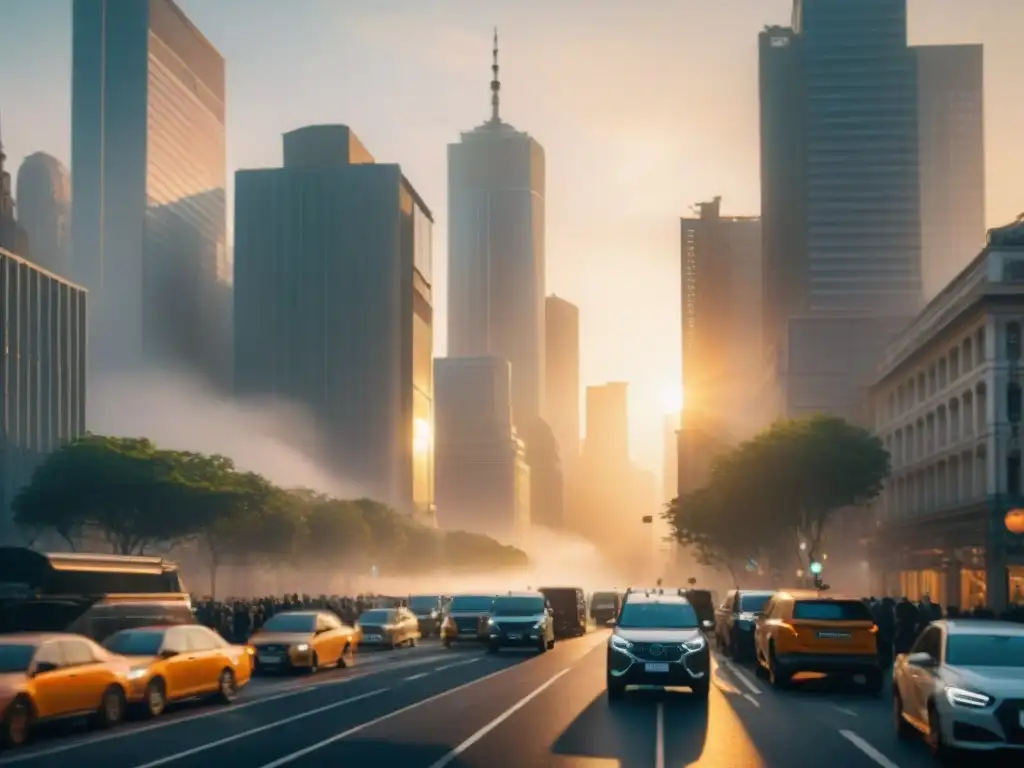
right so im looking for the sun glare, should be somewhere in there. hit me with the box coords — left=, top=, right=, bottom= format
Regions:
left=660, top=388, right=684, bottom=415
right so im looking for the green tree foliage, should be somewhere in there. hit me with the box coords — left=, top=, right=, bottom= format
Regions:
left=12, top=434, right=528, bottom=575
left=664, top=414, right=890, bottom=576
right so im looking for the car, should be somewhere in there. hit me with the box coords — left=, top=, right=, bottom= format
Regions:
left=605, top=588, right=710, bottom=700
left=539, top=587, right=587, bottom=638
left=440, top=595, right=494, bottom=647
left=248, top=610, right=357, bottom=672
left=714, top=589, right=774, bottom=661
left=408, top=595, right=446, bottom=637
left=893, top=619, right=1024, bottom=760
left=753, top=590, right=882, bottom=693
left=486, top=592, right=555, bottom=653
left=355, top=607, right=421, bottom=649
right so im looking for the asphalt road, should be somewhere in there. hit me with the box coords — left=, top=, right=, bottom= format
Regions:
left=1, top=631, right=1013, bottom=767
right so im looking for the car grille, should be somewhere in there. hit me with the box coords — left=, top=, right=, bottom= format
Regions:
left=994, top=699, right=1024, bottom=745
left=360, top=625, right=385, bottom=637
left=497, top=621, right=535, bottom=634
left=630, top=643, right=684, bottom=662
left=454, top=617, right=480, bottom=633
left=256, top=644, right=287, bottom=654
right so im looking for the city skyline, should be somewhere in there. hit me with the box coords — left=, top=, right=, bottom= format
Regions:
left=0, top=0, right=1021, bottom=480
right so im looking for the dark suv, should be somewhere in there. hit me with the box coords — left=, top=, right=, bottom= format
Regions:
left=606, top=588, right=710, bottom=700
left=486, top=592, right=555, bottom=653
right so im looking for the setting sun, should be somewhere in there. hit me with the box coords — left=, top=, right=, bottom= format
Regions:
left=660, top=387, right=685, bottom=415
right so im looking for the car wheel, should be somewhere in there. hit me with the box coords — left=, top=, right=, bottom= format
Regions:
left=547, top=637, right=555, bottom=650
left=144, top=678, right=166, bottom=719
left=308, top=653, right=320, bottom=674
left=893, top=689, right=915, bottom=740
left=606, top=677, right=625, bottom=701
left=768, top=647, right=790, bottom=689
left=1, top=696, right=33, bottom=747
left=927, top=702, right=955, bottom=763
left=93, top=685, right=126, bottom=729
left=337, top=642, right=348, bottom=669
left=217, top=669, right=238, bottom=703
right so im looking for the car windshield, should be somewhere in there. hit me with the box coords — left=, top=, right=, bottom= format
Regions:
left=0, top=644, right=37, bottom=673
left=739, top=594, right=772, bottom=613
left=449, top=596, right=493, bottom=612
left=793, top=600, right=872, bottom=621
left=408, top=596, right=439, bottom=612
left=262, top=613, right=316, bottom=633
left=946, top=634, right=1024, bottom=667
left=491, top=597, right=545, bottom=616
left=103, top=630, right=165, bottom=656
left=358, top=609, right=395, bottom=624
left=618, top=602, right=698, bottom=629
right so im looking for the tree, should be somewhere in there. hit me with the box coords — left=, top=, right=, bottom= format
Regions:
left=302, top=497, right=371, bottom=567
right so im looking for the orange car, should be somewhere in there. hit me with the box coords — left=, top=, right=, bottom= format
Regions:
left=0, top=633, right=130, bottom=748
left=102, top=624, right=253, bottom=717
left=248, top=610, right=357, bottom=673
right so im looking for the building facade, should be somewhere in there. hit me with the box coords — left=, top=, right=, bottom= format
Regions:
left=681, top=197, right=762, bottom=436
left=447, top=39, right=546, bottom=428
left=71, top=0, right=229, bottom=387
left=0, top=247, right=87, bottom=543
left=544, top=294, right=579, bottom=461
left=434, top=356, right=529, bottom=543
left=16, top=153, right=71, bottom=278
left=0, top=119, right=29, bottom=258
left=234, top=125, right=434, bottom=518
left=914, top=44, right=986, bottom=302
left=870, top=220, right=1024, bottom=612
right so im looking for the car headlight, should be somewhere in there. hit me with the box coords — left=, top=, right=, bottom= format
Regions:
left=945, top=686, right=992, bottom=708
left=534, top=619, right=545, bottom=630
left=683, top=635, right=707, bottom=652
left=610, top=635, right=633, bottom=651
left=431, top=609, right=439, bottom=619
left=127, top=666, right=148, bottom=681
left=293, top=643, right=310, bottom=652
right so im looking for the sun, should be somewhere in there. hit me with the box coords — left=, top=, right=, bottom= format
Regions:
left=660, top=387, right=684, bottom=415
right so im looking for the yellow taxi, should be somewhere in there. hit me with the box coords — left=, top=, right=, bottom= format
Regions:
left=102, top=624, right=253, bottom=717
left=248, top=610, right=357, bottom=673
left=753, top=590, right=882, bottom=693
left=0, top=633, right=131, bottom=748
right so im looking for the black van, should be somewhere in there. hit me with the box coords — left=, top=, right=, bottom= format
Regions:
left=539, top=586, right=587, bottom=638
left=589, top=591, right=622, bottom=625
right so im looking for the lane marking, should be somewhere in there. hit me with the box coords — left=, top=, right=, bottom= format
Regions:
left=404, top=672, right=429, bottom=681
left=434, top=658, right=481, bottom=673
left=654, top=701, right=665, bottom=768
left=832, top=705, right=858, bottom=717
left=0, top=653, right=456, bottom=765
left=722, top=660, right=762, bottom=695
left=839, top=730, right=902, bottom=768
left=427, top=669, right=572, bottom=768
left=129, top=689, right=388, bottom=768
left=253, top=661, right=548, bottom=768
left=742, top=693, right=761, bottom=708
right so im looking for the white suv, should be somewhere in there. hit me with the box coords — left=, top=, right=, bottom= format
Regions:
left=893, top=619, right=1024, bottom=760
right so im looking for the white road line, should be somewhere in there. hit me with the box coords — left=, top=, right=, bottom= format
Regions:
left=839, top=730, right=902, bottom=768
left=654, top=702, right=665, bottom=768
left=832, top=705, right=858, bottom=717
left=433, top=658, right=481, bottom=672
left=129, top=688, right=388, bottom=768
left=723, top=661, right=763, bottom=695
left=404, top=672, right=429, bottom=681
left=253, top=662, right=536, bottom=768
left=427, top=669, right=571, bottom=768
left=743, top=693, right=761, bottom=708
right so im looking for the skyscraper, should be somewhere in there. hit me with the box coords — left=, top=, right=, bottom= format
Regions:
left=234, top=125, right=434, bottom=518
left=584, top=383, right=629, bottom=467
left=759, top=0, right=921, bottom=419
left=0, top=117, right=29, bottom=257
left=447, top=31, right=546, bottom=427
left=16, top=152, right=71, bottom=277
left=544, top=294, right=579, bottom=460
left=434, top=356, right=529, bottom=543
left=71, top=0, right=228, bottom=385
left=914, top=44, right=986, bottom=301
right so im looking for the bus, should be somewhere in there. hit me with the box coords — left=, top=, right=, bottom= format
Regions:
left=0, top=548, right=194, bottom=641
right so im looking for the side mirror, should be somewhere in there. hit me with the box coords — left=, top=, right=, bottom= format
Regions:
left=33, top=661, right=58, bottom=676
left=605, top=618, right=616, bottom=627
left=907, top=652, right=936, bottom=668
left=159, top=649, right=179, bottom=660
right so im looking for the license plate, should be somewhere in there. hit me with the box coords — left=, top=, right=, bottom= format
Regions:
left=508, top=633, right=521, bottom=640
left=817, top=631, right=851, bottom=639
left=645, top=663, right=670, bottom=673
left=259, top=654, right=282, bottom=663
left=365, top=634, right=382, bottom=642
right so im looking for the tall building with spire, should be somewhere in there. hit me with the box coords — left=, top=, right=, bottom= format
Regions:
left=16, top=152, right=71, bottom=277
left=447, top=31, right=546, bottom=428
left=0, top=115, right=29, bottom=257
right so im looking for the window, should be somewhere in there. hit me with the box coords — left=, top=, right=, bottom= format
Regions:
left=946, top=634, right=1024, bottom=667
left=358, top=609, right=396, bottom=624
left=33, top=642, right=63, bottom=669
left=910, top=625, right=942, bottom=659
left=162, top=628, right=190, bottom=654
left=1009, top=382, right=1022, bottom=424
left=1009, top=452, right=1021, bottom=497
left=491, top=597, right=546, bottom=616
left=103, top=630, right=166, bottom=657
left=61, top=639, right=97, bottom=667
left=0, top=645, right=38, bottom=673
left=262, top=613, right=316, bottom=633
left=792, top=600, right=872, bottom=621
left=1008, top=322, right=1022, bottom=361
left=618, top=602, right=698, bottom=629
left=739, top=594, right=773, bottom=613
left=186, top=627, right=223, bottom=651
left=448, top=596, right=494, bottom=613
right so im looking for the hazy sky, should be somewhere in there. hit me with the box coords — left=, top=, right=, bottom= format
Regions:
left=0, top=0, right=1021, bottom=481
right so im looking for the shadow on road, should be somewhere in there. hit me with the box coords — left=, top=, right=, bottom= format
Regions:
left=551, top=687, right=709, bottom=764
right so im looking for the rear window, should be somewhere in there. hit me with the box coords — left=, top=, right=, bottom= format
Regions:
left=449, top=596, right=494, bottom=612
left=358, top=609, right=395, bottom=624
left=946, top=634, right=1024, bottom=667
left=793, top=600, right=872, bottom=621
left=739, top=594, right=772, bottom=613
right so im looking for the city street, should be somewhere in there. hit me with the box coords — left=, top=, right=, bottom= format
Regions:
left=0, top=630, right=985, bottom=768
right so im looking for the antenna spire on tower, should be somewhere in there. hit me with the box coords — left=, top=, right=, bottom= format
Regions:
left=490, top=28, right=501, bottom=122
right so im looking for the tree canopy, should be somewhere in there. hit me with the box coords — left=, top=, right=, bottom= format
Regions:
left=12, top=433, right=528, bottom=584
left=664, top=414, right=890, bottom=582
